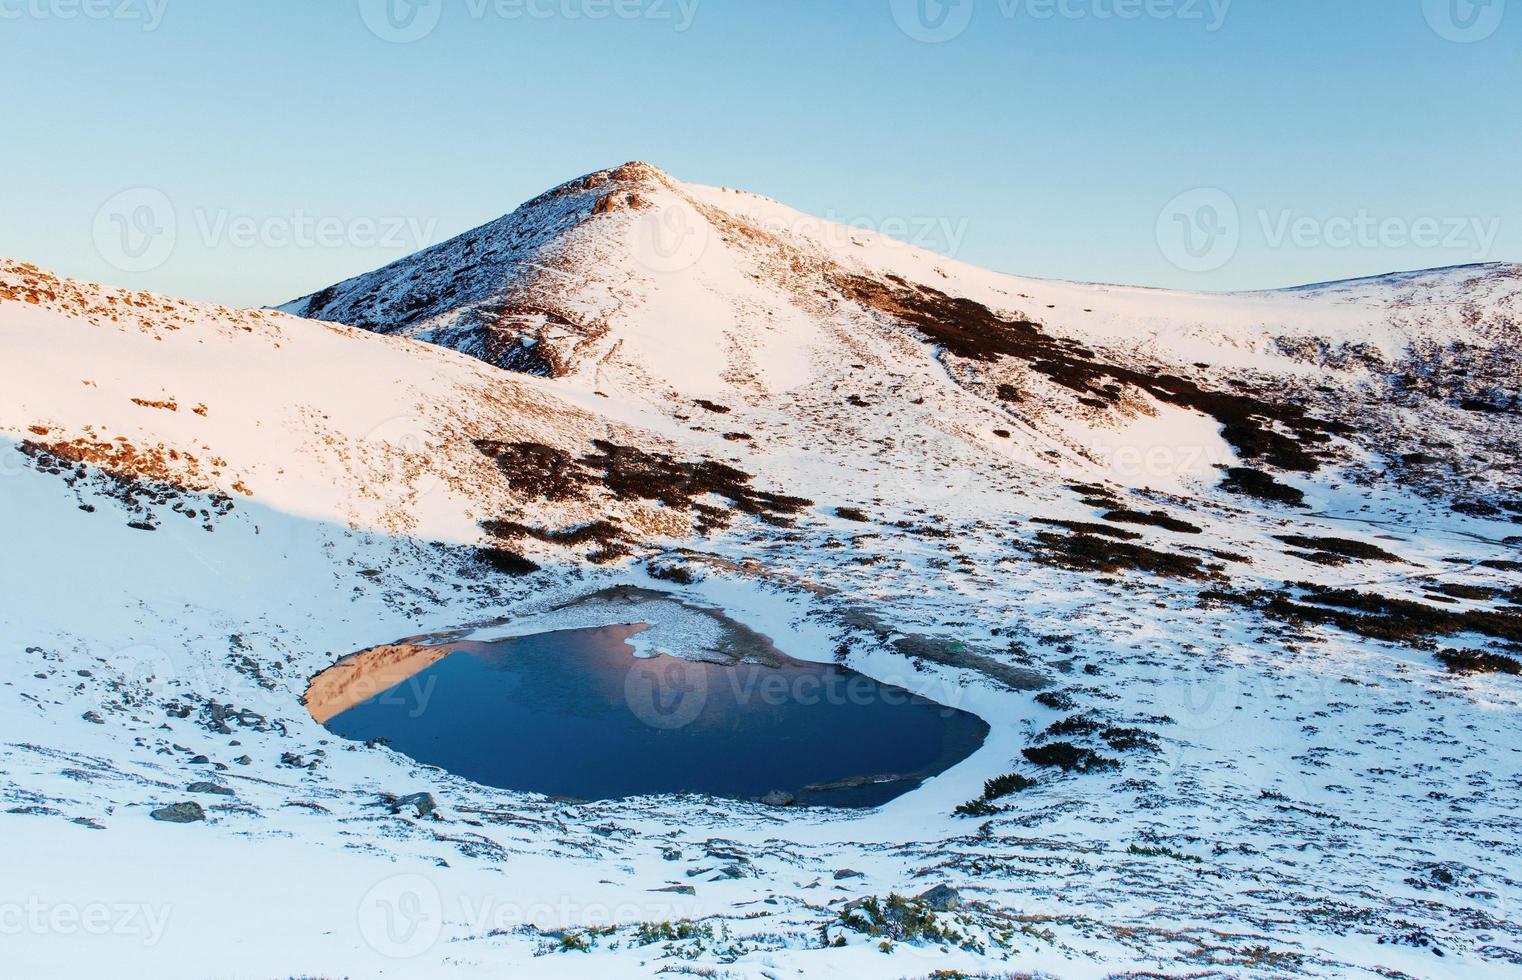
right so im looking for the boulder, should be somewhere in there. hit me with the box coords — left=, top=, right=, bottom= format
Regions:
left=150, top=802, right=206, bottom=824
left=916, top=883, right=961, bottom=911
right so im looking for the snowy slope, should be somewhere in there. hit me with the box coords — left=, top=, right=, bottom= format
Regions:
left=3, top=164, right=1522, bottom=979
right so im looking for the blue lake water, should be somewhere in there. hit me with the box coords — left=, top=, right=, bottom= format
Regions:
left=315, top=624, right=988, bottom=807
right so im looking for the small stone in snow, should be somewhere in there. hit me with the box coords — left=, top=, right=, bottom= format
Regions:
left=187, top=782, right=235, bottom=796
left=150, top=802, right=206, bottom=824
left=916, top=884, right=961, bottom=911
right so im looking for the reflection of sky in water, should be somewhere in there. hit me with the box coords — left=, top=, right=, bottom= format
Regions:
left=325, top=625, right=988, bottom=807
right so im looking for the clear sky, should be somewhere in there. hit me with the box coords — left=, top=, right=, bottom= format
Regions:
left=2, top=0, right=1518, bottom=307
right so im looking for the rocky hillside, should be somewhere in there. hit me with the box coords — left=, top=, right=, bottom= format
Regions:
left=2, top=165, right=1520, bottom=978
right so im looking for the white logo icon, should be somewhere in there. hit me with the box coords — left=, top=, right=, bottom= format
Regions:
left=359, top=0, right=444, bottom=43
left=1156, top=187, right=1240, bottom=273
left=358, top=874, right=443, bottom=958
left=1423, top=0, right=1506, bottom=43
left=93, top=188, right=176, bottom=273
left=890, top=0, right=975, bottom=43
left=624, top=658, right=707, bottom=730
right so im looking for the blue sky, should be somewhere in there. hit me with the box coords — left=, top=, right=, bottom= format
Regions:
left=2, top=0, right=1517, bottom=306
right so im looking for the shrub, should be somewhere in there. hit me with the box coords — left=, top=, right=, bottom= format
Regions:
left=982, top=772, right=1037, bottom=800
left=1022, top=741, right=1119, bottom=772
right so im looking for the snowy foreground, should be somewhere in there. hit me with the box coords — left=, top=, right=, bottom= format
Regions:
left=3, top=164, right=1521, bottom=978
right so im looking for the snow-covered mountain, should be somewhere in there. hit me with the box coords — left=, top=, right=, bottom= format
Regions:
left=4, top=164, right=1521, bottom=978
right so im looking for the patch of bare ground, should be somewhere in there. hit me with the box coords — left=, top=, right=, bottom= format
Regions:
left=474, top=438, right=813, bottom=560
left=834, top=274, right=1349, bottom=471
left=16, top=432, right=243, bottom=531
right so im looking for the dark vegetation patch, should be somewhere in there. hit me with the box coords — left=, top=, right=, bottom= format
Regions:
left=1102, top=509, right=1202, bottom=534
left=1032, top=531, right=1210, bottom=580
left=481, top=519, right=630, bottom=563
left=474, top=439, right=813, bottom=541
left=1022, top=741, right=1119, bottom=772
left=693, top=399, right=731, bottom=414
left=982, top=772, right=1038, bottom=800
left=1435, top=648, right=1522, bottom=675
left=834, top=506, right=871, bottom=523
left=1219, top=467, right=1306, bottom=506
left=584, top=440, right=812, bottom=523
left=836, top=894, right=973, bottom=949
left=1206, top=583, right=1522, bottom=664
left=721, top=432, right=752, bottom=442
left=995, top=383, right=1024, bottom=402
left=1034, top=690, right=1077, bottom=711
left=1289, top=550, right=1351, bottom=567
left=835, top=275, right=1345, bottom=470
left=1274, top=535, right=1404, bottom=563
left=645, top=561, right=699, bottom=585
left=1042, top=715, right=1159, bottom=752
left=953, top=771, right=1038, bottom=817
left=1425, top=582, right=1504, bottom=601
left=472, top=439, right=812, bottom=564
left=1480, top=559, right=1522, bottom=572
left=1031, top=518, right=1141, bottom=541
left=474, top=547, right=539, bottom=576
left=474, top=441, right=586, bottom=501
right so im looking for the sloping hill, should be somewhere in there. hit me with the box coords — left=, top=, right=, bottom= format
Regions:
left=3, top=164, right=1521, bottom=978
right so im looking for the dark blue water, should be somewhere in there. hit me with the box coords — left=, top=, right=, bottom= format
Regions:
left=319, top=625, right=988, bottom=807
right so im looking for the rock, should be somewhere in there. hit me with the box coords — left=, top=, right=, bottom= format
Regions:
left=150, top=802, right=206, bottom=824
left=916, top=884, right=961, bottom=911
left=81, top=711, right=105, bottom=724
left=650, top=884, right=696, bottom=896
left=189, top=755, right=210, bottom=765
left=387, top=792, right=436, bottom=819
left=833, top=868, right=865, bottom=880
left=759, top=790, right=796, bottom=807
left=660, top=847, right=683, bottom=861
left=233, top=755, right=252, bottom=766
left=187, top=782, right=235, bottom=796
